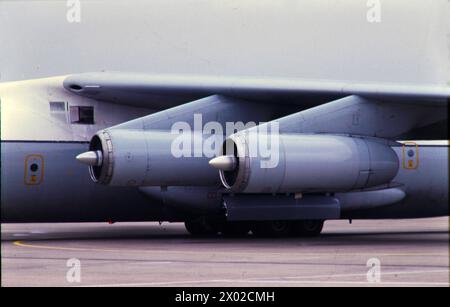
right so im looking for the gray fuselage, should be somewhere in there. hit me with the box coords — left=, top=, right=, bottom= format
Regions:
left=0, top=78, right=448, bottom=222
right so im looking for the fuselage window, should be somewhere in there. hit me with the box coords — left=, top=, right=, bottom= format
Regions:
left=49, top=101, right=67, bottom=113
left=49, top=101, right=68, bottom=122
left=70, top=106, right=94, bottom=124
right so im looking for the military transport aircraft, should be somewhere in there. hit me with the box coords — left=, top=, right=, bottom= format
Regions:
left=0, top=0, right=448, bottom=237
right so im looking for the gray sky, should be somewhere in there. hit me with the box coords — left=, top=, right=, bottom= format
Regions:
left=0, top=0, right=448, bottom=84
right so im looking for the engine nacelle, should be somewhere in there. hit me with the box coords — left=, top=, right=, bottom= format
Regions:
left=214, top=133, right=399, bottom=193
left=82, top=129, right=218, bottom=186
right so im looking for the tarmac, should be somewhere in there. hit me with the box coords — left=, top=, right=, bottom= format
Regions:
left=1, top=217, right=449, bottom=287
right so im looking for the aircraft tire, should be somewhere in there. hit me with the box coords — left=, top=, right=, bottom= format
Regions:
left=220, top=222, right=251, bottom=237
left=184, top=217, right=219, bottom=237
left=251, top=221, right=292, bottom=237
left=291, top=220, right=324, bottom=237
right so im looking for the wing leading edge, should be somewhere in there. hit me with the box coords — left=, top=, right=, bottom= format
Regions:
left=63, top=72, right=450, bottom=109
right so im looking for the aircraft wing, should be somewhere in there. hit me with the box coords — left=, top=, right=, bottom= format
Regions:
left=63, top=72, right=450, bottom=109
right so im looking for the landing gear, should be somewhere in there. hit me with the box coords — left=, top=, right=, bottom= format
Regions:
left=291, top=220, right=324, bottom=237
left=185, top=217, right=251, bottom=237
left=251, top=220, right=324, bottom=237
left=185, top=217, right=325, bottom=237
left=221, top=222, right=251, bottom=237
left=184, top=217, right=219, bottom=237
left=251, top=221, right=292, bottom=237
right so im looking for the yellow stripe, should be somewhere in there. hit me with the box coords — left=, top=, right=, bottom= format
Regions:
left=13, top=241, right=448, bottom=257
left=13, top=241, right=119, bottom=253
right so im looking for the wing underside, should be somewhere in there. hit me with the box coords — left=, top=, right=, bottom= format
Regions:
left=63, top=72, right=450, bottom=109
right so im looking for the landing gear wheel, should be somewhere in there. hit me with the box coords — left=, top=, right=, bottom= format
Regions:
left=251, top=221, right=292, bottom=237
left=184, top=217, right=219, bottom=237
left=291, top=220, right=324, bottom=237
left=220, top=222, right=251, bottom=237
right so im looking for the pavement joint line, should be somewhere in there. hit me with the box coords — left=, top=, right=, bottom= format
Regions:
left=254, top=269, right=450, bottom=281
left=78, top=276, right=450, bottom=287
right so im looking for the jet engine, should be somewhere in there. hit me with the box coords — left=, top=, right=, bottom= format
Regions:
left=77, top=129, right=219, bottom=187
left=210, top=133, right=399, bottom=193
